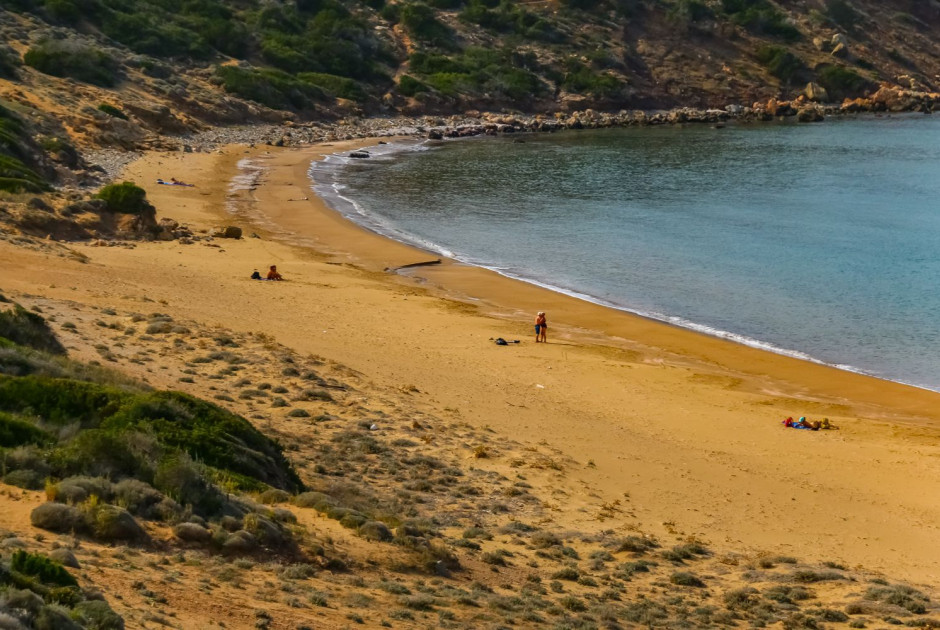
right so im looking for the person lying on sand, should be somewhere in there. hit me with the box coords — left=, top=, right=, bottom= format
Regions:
left=156, top=178, right=195, bottom=187
left=782, top=416, right=836, bottom=430
left=266, top=265, right=283, bottom=281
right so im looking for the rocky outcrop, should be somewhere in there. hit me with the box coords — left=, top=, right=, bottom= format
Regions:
left=840, top=83, right=939, bottom=113
left=804, top=82, right=829, bottom=103
left=211, top=226, right=242, bottom=239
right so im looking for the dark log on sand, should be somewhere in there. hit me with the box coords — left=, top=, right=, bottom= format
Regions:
left=385, top=259, right=442, bottom=272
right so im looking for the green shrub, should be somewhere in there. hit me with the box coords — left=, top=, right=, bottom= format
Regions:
left=30, top=502, right=89, bottom=533
left=0, top=45, right=21, bottom=79
left=816, top=65, right=870, bottom=100
left=668, top=0, right=714, bottom=22
left=35, top=604, right=84, bottom=630
left=0, top=377, right=127, bottom=427
left=460, top=0, right=562, bottom=42
left=11, top=550, right=77, bottom=587
left=101, top=11, right=210, bottom=59
left=865, top=584, right=929, bottom=614
left=97, top=104, right=128, bottom=120
left=91, top=504, right=144, bottom=541
left=173, top=521, right=211, bottom=542
left=4, top=469, right=45, bottom=489
left=764, top=585, right=813, bottom=603
left=0, top=412, right=53, bottom=448
left=0, top=155, right=49, bottom=193
left=69, top=600, right=124, bottom=630
left=112, top=479, right=164, bottom=516
left=756, top=45, right=806, bottom=83
left=54, top=476, right=114, bottom=504
left=551, top=566, right=579, bottom=580
left=0, top=304, right=64, bottom=355
left=670, top=571, right=705, bottom=587
left=215, top=65, right=327, bottom=111
left=298, top=72, right=367, bottom=101
left=561, top=61, right=623, bottom=98
left=398, top=74, right=428, bottom=97
left=23, top=39, right=119, bottom=87
left=722, top=0, right=801, bottom=40
left=400, top=2, right=456, bottom=48
left=615, top=535, right=658, bottom=553
left=359, top=520, right=393, bottom=541
left=825, top=0, right=860, bottom=27
left=94, top=181, right=151, bottom=215
left=792, top=569, right=845, bottom=583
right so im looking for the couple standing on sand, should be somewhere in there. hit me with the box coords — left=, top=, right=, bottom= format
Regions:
left=534, top=311, right=547, bottom=342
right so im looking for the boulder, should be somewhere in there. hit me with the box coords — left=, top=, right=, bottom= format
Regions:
left=349, top=151, right=370, bottom=159
left=427, top=129, right=443, bottom=140
left=797, top=107, right=824, bottom=122
left=158, top=217, right=179, bottom=231
left=871, top=84, right=920, bottom=112
left=173, top=522, right=212, bottom=543
left=831, top=42, right=848, bottom=57
left=804, top=82, right=829, bottom=102
left=211, top=226, right=242, bottom=239
left=49, top=547, right=80, bottom=569
left=812, top=37, right=827, bottom=51
left=841, top=97, right=874, bottom=112
left=831, top=33, right=849, bottom=47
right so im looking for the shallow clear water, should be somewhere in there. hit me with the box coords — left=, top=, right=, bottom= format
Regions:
left=311, top=116, right=940, bottom=391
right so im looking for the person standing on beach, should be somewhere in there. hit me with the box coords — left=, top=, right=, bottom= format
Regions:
left=535, top=311, right=547, bottom=343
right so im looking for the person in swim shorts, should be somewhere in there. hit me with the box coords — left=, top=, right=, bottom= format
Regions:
left=535, top=311, right=547, bottom=343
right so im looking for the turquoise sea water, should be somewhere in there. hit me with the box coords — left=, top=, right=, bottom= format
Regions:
left=311, top=116, right=940, bottom=391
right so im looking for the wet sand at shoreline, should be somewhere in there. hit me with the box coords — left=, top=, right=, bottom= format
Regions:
left=3, top=141, right=940, bottom=584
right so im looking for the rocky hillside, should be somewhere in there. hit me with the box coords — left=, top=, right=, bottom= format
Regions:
left=1, top=0, right=939, bottom=133
left=0, top=0, right=938, bottom=204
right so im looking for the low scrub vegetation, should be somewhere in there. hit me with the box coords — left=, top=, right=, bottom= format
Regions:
left=756, top=45, right=806, bottom=84
left=0, top=106, right=50, bottom=194
left=94, top=182, right=152, bottom=215
left=23, top=38, right=119, bottom=87
left=722, top=0, right=801, bottom=41
left=816, top=65, right=871, bottom=101
left=0, top=549, right=123, bottom=628
left=0, top=304, right=303, bottom=554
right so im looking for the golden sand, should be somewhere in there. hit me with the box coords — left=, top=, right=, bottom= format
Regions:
left=4, top=141, right=940, bottom=584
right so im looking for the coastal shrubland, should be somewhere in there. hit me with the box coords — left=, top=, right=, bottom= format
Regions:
left=3, top=0, right=934, bottom=126
left=756, top=45, right=807, bottom=84
left=0, top=549, right=123, bottom=629
left=0, top=302, right=304, bottom=557
left=23, top=38, right=120, bottom=88
left=0, top=294, right=937, bottom=628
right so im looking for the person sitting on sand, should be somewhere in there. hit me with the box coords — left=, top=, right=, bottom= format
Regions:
left=267, top=265, right=283, bottom=281
left=535, top=311, right=547, bottom=343
left=251, top=270, right=262, bottom=280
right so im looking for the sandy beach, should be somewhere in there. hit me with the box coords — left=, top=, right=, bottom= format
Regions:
left=4, top=139, right=940, bottom=591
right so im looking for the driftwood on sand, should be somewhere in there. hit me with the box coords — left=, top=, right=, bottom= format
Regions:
left=385, top=259, right=442, bottom=272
